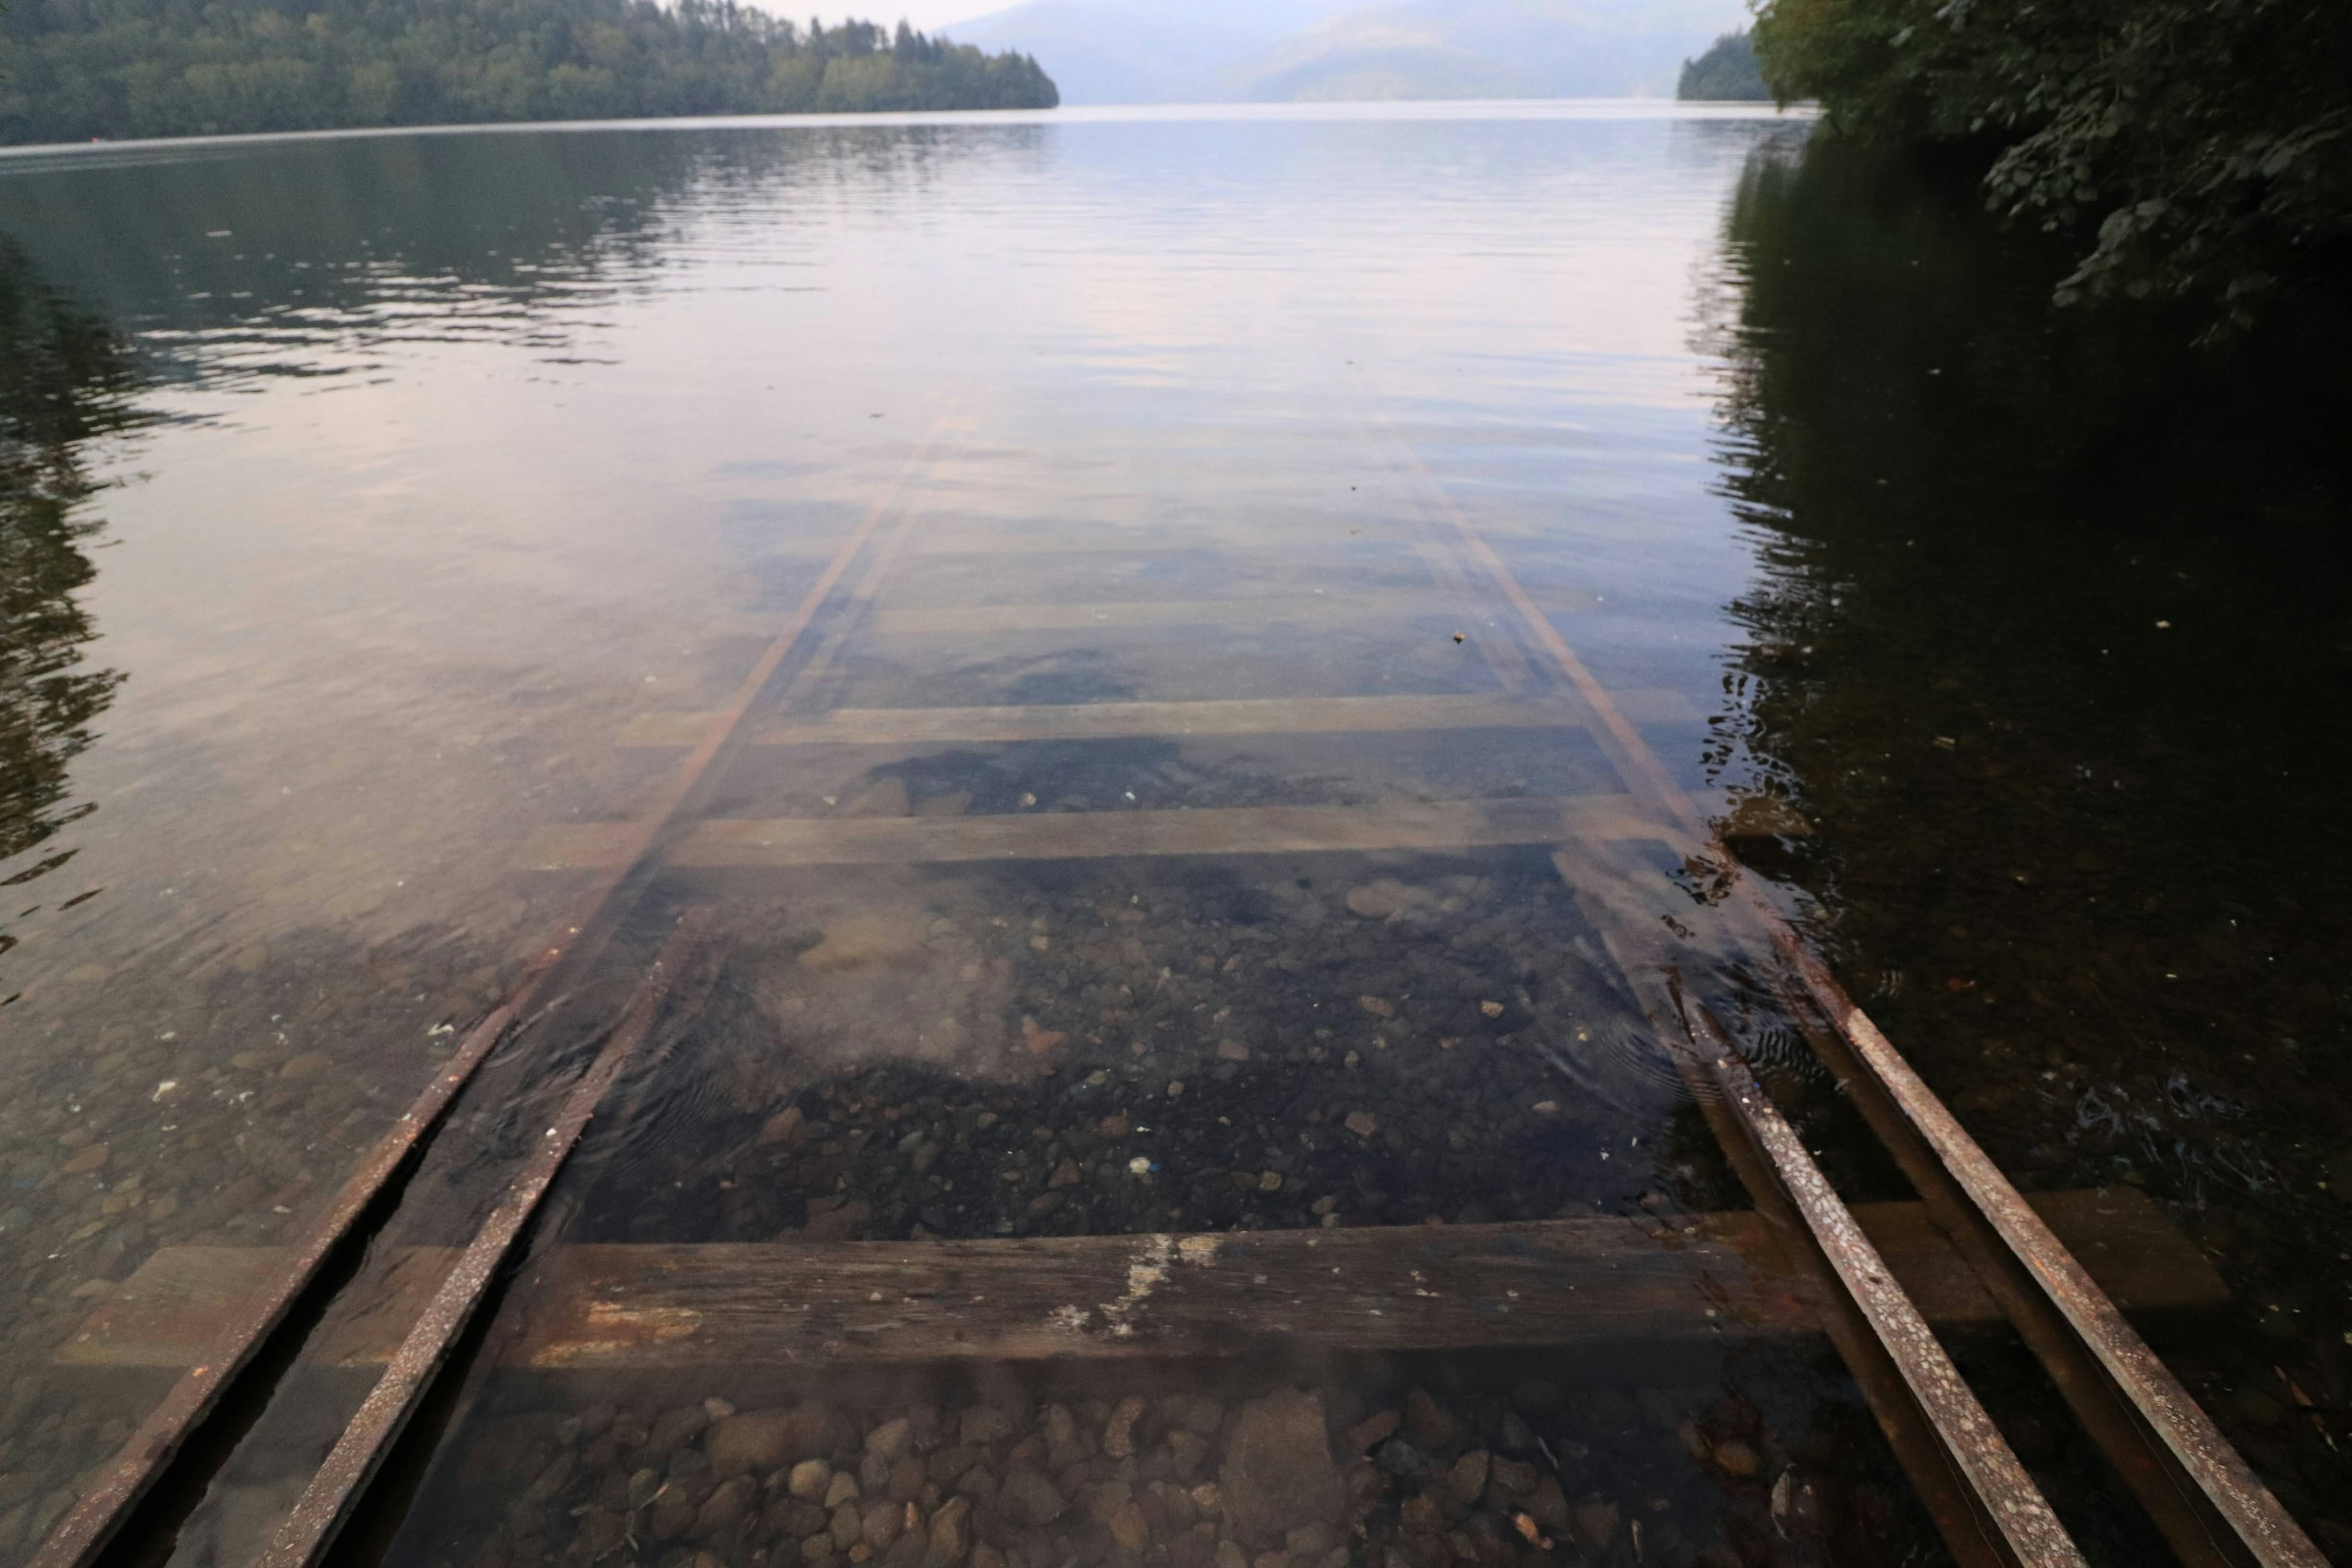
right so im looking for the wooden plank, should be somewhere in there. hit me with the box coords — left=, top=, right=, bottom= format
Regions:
left=867, top=592, right=1558, bottom=637
left=899, top=529, right=1392, bottom=557
left=522, top=795, right=1665, bottom=872
left=499, top=1191, right=2220, bottom=1373
left=752, top=693, right=1585, bottom=746
left=616, top=693, right=1580, bottom=750
left=505, top=1219, right=1795, bottom=1370
left=615, top=688, right=1697, bottom=750
left=66, top=1192, right=2219, bottom=1374
left=668, top=796, right=1662, bottom=866
left=1766, top=929, right=2326, bottom=1568
left=1854, top=1189, right=2229, bottom=1326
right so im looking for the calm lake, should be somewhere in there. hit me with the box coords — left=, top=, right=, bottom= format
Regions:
left=0, top=102, right=2346, bottom=1568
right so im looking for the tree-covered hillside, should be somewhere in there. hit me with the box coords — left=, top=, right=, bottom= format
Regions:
left=1676, top=30, right=1765, bottom=99
left=0, top=4, right=1057, bottom=145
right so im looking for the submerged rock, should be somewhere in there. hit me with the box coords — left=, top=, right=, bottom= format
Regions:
left=1219, top=1389, right=1343, bottom=1542
left=707, top=1404, right=826, bottom=1479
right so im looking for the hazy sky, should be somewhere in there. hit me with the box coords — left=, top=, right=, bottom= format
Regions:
left=827, top=0, right=1004, bottom=32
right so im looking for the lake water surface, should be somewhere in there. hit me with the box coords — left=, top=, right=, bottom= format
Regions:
left=0, top=102, right=2346, bottom=1568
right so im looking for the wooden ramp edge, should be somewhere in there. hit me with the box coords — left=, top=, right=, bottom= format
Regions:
left=59, top=1189, right=2223, bottom=1374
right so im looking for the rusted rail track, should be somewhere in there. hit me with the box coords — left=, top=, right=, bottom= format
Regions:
left=31, top=398, right=987, bottom=1568
left=37, top=373, right=2323, bottom=1568
left=1354, top=390, right=2327, bottom=1568
left=255, top=910, right=717, bottom=1568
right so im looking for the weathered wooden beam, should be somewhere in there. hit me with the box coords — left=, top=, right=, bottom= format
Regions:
left=903, top=533, right=1361, bottom=558
left=522, top=795, right=1669, bottom=872
left=612, top=688, right=1703, bottom=750
left=865, top=592, right=1553, bottom=637
left=633, top=693, right=1576, bottom=748
left=59, top=1191, right=2222, bottom=1374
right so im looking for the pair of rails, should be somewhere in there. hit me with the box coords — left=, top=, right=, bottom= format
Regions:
left=29, top=387, right=2325, bottom=1568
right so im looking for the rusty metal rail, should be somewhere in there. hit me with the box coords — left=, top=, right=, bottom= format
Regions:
left=1557, top=840, right=2077, bottom=1568
left=1760, top=932, right=2318, bottom=1568
left=1359, top=393, right=2328, bottom=1568
left=28, top=953, right=555, bottom=1568
left=1673, top=994, right=2083, bottom=1568
left=256, top=910, right=717, bottom=1568
left=31, top=399, right=985, bottom=1568
left=40, top=374, right=2322, bottom=1568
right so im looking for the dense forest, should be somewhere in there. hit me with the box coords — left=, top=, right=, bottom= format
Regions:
left=1752, top=0, right=2350, bottom=331
left=0, top=5, right=1057, bottom=145
left=1676, top=31, right=1765, bottom=101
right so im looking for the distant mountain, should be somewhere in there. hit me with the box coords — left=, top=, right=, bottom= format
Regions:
left=941, top=0, right=1359, bottom=105
left=945, top=0, right=1751, bottom=104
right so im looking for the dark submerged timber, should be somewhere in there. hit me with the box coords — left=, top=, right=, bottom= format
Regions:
left=0, top=109, right=2343, bottom=1568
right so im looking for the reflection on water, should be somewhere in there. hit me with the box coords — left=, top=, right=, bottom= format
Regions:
left=1, top=105, right=2337, bottom=1568
left=1708, top=135, right=2352, bottom=1547
left=0, top=241, right=141, bottom=907
left=0, top=125, right=1054, bottom=393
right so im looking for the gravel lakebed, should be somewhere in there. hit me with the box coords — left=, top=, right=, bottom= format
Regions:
left=417, top=1371, right=1928, bottom=1568
left=579, top=854, right=1740, bottom=1248
left=405, top=860, right=1929, bottom=1568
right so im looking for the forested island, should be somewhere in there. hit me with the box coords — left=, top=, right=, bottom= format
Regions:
left=1752, top=0, right=2349, bottom=332
left=0, top=4, right=1057, bottom=146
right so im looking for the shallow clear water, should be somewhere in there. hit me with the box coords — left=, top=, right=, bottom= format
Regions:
left=0, top=102, right=2344, bottom=1568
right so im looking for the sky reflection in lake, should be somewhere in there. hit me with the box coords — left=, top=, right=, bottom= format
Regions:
left=8, top=101, right=2340, bottom=1568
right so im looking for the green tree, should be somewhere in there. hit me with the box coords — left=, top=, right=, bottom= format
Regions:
left=0, top=2, right=1056, bottom=145
left=1752, top=0, right=2352, bottom=330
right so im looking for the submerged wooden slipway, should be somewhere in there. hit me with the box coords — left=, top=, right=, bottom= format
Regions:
left=26, top=377, right=2329, bottom=1568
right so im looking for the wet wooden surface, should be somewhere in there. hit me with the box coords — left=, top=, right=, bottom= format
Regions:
left=524, top=794, right=1675, bottom=872
left=62, top=1189, right=2223, bottom=1373
left=614, top=688, right=1702, bottom=749
left=865, top=592, right=1534, bottom=637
